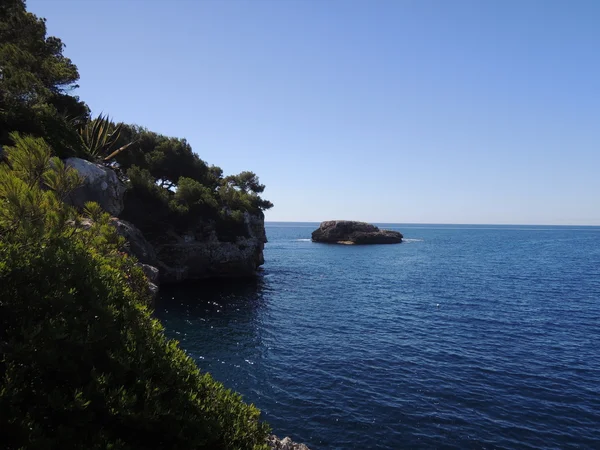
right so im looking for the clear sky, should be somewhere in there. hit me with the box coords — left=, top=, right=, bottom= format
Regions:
left=29, top=0, right=600, bottom=225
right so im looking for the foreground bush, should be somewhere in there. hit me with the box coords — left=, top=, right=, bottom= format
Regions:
left=0, top=135, right=270, bottom=449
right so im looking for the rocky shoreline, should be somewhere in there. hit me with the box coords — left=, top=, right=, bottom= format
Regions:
left=267, top=435, right=311, bottom=450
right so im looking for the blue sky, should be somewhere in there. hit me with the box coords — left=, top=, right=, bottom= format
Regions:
left=30, top=0, right=600, bottom=224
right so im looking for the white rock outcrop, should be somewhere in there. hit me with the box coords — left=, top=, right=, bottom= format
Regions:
left=65, top=157, right=126, bottom=216
left=267, top=435, right=311, bottom=450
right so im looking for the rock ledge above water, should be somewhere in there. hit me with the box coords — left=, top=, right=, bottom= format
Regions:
left=267, top=435, right=311, bottom=450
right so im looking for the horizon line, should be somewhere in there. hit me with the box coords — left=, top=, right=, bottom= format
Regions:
left=264, top=221, right=600, bottom=227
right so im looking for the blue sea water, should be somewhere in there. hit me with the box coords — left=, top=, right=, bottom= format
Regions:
left=156, top=223, right=600, bottom=449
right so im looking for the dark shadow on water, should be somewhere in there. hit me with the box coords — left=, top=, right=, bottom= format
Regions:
left=153, top=275, right=271, bottom=358
left=156, top=275, right=269, bottom=312
left=153, top=275, right=274, bottom=406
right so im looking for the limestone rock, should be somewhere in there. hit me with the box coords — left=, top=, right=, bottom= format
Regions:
left=312, top=220, right=402, bottom=244
left=139, top=263, right=159, bottom=284
left=109, top=218, right=160, bottom=301
left=138, top=263, right=160, bottom=301
left=65, top=157, right=126, bottom=216
left=76, top=217, right=160, bottom=300
left=110, top=218, right=158, bottom=265
left=267, top=435, right=311, bottom=450
left=156, top=211, right=267, bottom=283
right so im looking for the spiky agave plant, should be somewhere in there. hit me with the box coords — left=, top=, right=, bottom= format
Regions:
left=79, top=113, right=135, bottom=163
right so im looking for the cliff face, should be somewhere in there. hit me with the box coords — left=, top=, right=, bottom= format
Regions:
left=67, top=158, right=267, bottom=284
left=154, top=211, right=267, bottom=283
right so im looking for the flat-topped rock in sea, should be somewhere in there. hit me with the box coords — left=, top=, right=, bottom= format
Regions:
left=311, top=220, right=403, bottom=245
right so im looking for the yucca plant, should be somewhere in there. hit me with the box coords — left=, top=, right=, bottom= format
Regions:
left=79, top=113, right=135, bottom=163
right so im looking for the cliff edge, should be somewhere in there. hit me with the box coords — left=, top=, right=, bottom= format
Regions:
left=66, top=157, right=267, bottom=284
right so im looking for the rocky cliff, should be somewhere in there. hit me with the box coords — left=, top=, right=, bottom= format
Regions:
left=312, top=220, right=403, bottom=244
left=153, top=210, right=267, bottom=283
left=66, top=158, right=267, bottom=284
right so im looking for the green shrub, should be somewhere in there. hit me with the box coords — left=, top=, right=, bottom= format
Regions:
left=120, top=165, right=174, bottom=236
left=115, top=125, right=272, bottom=241
left=0, top=0, right=89, bottom=156
left=216, top=209, right=250, bottom=242
left=0, top=135, right=270, bottom=449
left=174, top=177, right=220, bottom=211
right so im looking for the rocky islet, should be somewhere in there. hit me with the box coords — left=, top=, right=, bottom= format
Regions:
left=312, top=220, right=403, bottom=244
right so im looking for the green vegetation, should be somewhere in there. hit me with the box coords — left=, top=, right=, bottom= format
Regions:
left=110, top=124, right=272, bottom=240
left=0, top=1, right=272, bottom=448
left=0, top=0, right=88, bottom=157
left=0, top=0, right=272, bottom=240
left=78, top=113, right=136, bottom=163
left=0, top=135, right=269, bottom=449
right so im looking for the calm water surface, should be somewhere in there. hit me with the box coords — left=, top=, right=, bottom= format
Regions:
left=156, top=223, right=600, bottom=449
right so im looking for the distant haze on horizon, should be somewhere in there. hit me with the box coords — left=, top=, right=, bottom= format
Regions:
left=30, top=0, right=600, bottom=225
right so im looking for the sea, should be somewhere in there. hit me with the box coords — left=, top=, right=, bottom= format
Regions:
left=155, top=223, right=600, bottom=449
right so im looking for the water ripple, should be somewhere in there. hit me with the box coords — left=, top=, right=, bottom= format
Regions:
left=156, top=225, right=600, bottom=449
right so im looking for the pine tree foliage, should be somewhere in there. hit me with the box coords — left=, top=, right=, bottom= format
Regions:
left=0, top=135, right=270, bottom=449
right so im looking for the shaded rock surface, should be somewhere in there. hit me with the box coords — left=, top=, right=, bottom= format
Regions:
left=154, top=211, right=267, bottom=283
left=78, top=217, right=160, bottom=301
left=267, top=435, right=311, bottom=450
left=0, top=145, right=9, bottom=168
left=312, top=220, right=402, bottom=244
left=110, top=218, right=158, bottom=266
left=138, top=263, right=160, bottom=301
left=65, top=157, right=126, bottom=216
left=105, top=209, right=267, bottom=284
